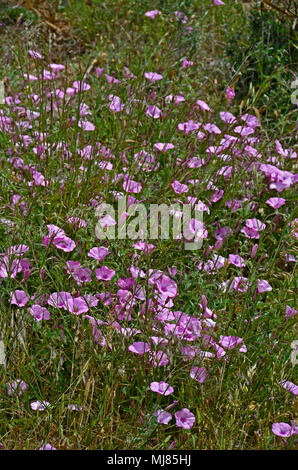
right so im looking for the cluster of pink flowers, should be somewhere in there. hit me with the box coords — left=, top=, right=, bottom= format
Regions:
left=1, top=1, right=297, bottom=447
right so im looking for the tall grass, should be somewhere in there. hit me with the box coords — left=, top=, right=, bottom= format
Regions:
left=0, top=0, right=296, bottom=450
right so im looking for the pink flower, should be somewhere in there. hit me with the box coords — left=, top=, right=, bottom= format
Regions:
left=284, top=254, right=296, bottom=263
left=280, top=380, right=298, bottom=395
left=171, top=180, right=188, bottom=194
left=38, top=443, right=56, bottom=450
left=182, top=59, right=194, bottom=69
left=6, top=244, right=29, bottom=257
left=230, top=276, right=250, bottom=293
left=10, top=290, right=29, bottom=307
left=174, top=11, right=188, bottom=23
left=219, top=335, right=243, bottom=350
left=196, top=100, right=212, bottom=112
left=154, top=143, right=174, bottom=152
left=29, top=305, right=50, bottom=322
left=146, top=105, right=162, bottom=119
left=165, top=94, right=185, bottom=105
left=98, top=214, right=116, bottom=229
left=145, top=10, right=161, bottom=19
left=149, top=350, right=169, bottom=367
left=228, top=254, right=246, bottom=268
left=124, top=67, right=136, bottom=79
left=241, top=226, right=260, bottom=239
left=156, top=275, right=177, bottom=298
left=52, top=236, right=76, bottom=252
left=154, top=410, right=172, bottom=424
left=220, top=111, right=236, bottom=124
left=96, top=67, right=104, bottom=77
left=85, top=315, right=107, bottom=346
left=32, top=170, right=46, bottom=186
left=271, top=422, right=295, bottom=438
left=178, top=120, right=201, bottom=134
left=78, top=120, right=95, bottom=131
left=6, top=380, right=27, bottom=396
left=285, top=305, right=297, bottom=319
left=88, top=246, right=109, bottom=261
left=67, top=404, right=83, bottom=411
left=175, top=408, right=195, bottom=429
left=275, top=139, right=297, bottom=159
left=211, top=189, right=224, bottom=202
left=251, top=243, right=258, bottom=259
left=190, top=367, right=207, bottom=383
left=48, top=292, right=73, bottom=310
left=123, top=179, right=142, bottom=193
left=241, top=218, right=266, bottom=240
left=257, top=279, right=272, bottom=293
left=195, top=201, right=210, bottom=213
left=23, top=73, right=38, bottom=81
left=104, top=74, right=120, bottom=84
left=67, top=217, right=86, bottom=228
left=128, top=342, right=150, bottom=354
left=241, top=114, right=260, bottom=128
left=108, top=94, right=124, bottom=113
left=226, top=86, right=235, bottom=100
left=150, top=381, right=174, bottom=395
left=185, top=219, right=208, bottom=241
left=197, top=131, right=206, bottom=141
left=204, top=123, right=221, bottom=134
left=213, top=0, right=225, bottom=5
left=49, top=63, right=65, bottom=73
left=70, top=297, right=89, bottom=315
left=133, top=241, right=155, bottom=254
left=144, top=72, right=163, bottom=82
left=46, top=224, right=65, bottom=239
left=30, top=401, right=51, bottom=411
left=234, top=125, right=254, bottom=136
left=95, top=266, right=115, bottom=281
left=214, top=225, right=233, bottom=240
left=40, top=69, right=56, bottom=80
left=73, top=81, right=90, bottom=92
left=28, top=50, right=43, bottom=59
left=265, top=197, right=286, bottom=210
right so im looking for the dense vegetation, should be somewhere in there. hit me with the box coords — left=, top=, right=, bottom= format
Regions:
left=0, top=0, right=297, bottom=450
